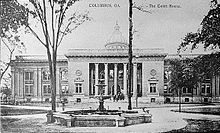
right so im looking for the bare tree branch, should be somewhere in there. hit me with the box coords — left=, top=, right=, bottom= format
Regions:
left=0, top=40, right=15, bottom=81
left=26, top=25, right=46, bottom=46
left=42, top=0, right=52, bottom=48
left=50, top=0, right=56, bottom=51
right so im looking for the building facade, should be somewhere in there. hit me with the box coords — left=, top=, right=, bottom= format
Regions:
left=10, top=24, right=220, bottom=103
left=164, top=54, right=220, bottom=103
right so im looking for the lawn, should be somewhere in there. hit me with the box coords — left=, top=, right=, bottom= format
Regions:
left=165, top=119, right=220, bottom=132
left=1, top=106, right=48, bottom=116
left=172, top=106, right=220, bottom=115
left=167, top=106, right=220, bottom=132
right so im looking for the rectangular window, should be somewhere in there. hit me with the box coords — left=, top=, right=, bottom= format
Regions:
left=25, top=84, right=33, bottom=94
left=43, top=85, right=51, bottom=94
left=25, top=72, right=33, bottom=81
left=182, top=87, right=192, bottom=94
left=164, top=85, right=168, bottom=93
left=42, top=71, right=50, bottom=81
left=150, top=83, right=156, bottom=93
left=61, top=69, right=68, bottom=81
left=182, top=87, right=187, bottom=93
left=75, top=83, right=82, bottom=93
left=201, top=84, right=205, bottom=94
left=188, top=88, right=192, bottom=93
left=206, top=84, right=211, bottom=94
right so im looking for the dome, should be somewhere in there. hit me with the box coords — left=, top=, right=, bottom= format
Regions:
left=105, top=22, right=128, bottom=49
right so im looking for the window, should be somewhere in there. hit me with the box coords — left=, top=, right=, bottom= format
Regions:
left=164, top=85, right=168, bottom=93
left=206, top=84, right=211, bottom=94
left=61, top=69, right=68, bottom=81
left=25, top=72, right=33, bottom=81
left=25, top=84, right=33, bottom=94
left=43, top=85, right=51, bottom=94
left=61, top=85, right=69, bottom=94
left=201, top=83, right=211, bottom=94
left=42, top=71, right=50, bottom=81
left=182, top=87, right=192, bottom=94
left=151, top=98, right=156, bottom=102
left=75, top=83, right=82, bottom=93
left=201, top=84, right=205, bottom=94
left=183, top=87, right=187, bottom=93
left=150, top=83, right=156, bottom=93
left=185, top=98, right=189, bottom=102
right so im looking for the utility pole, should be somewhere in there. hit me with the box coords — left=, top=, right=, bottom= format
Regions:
left=128, top=0, right=133, bottom=110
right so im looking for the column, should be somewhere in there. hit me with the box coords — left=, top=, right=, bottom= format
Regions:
left=90, top=68, right=94, bottom=95
left=34, top=68, right=38, bottom=97
left=104, top=63, right=108, bottom=95
left=217, top=75, right=220, bottom=96
left=11, top=69, right=15, bottom=100
left=133, top=63, right=137, bottom=98
left=15, top=69, right=20, bottom=97
left=18, top=69, right=21, bottom=96
left=197, top=83, right=201, bottom=96
left=38, top=68, right=42, bottom=100
left=95, top=63, right=99, bottom=95
left=114, top=63, right=118, bottom=95
left=212, top=76, right=216, bottom=97
left=20, top=69, right=24, bottom=98
left=123, top=63, right=127, bottom=96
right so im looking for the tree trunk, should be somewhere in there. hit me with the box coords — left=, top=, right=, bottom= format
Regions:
left=52, top=51, right=57, bottom=112
left=128, top=0, right=133, bottom=110
left=46, top=48, right=56, bottom=112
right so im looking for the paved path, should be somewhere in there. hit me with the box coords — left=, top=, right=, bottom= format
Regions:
left=1, top=104, right=220, bottom=132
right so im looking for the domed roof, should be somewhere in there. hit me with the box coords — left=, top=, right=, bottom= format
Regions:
left=105, top=22, right=128, bottom=49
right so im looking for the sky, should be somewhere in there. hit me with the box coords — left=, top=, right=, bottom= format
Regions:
left=1, top=0, right=212, bottom=59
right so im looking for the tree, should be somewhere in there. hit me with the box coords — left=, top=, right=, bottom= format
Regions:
left=128, top=0, right=133, bottom=110
left=178, top=0, right=220, bottom=52
left=177, top=0, right=220, bottom=106
left=0, top=0, right=27, bottom=88
left=127, top=0, right=151, bottom=110
left=169, top=58, right=199, bottom=111
left=1, top=74, right=12, bottom=97
left=22, top=0, right=90, bottom=111
left=193, top=52, right=220, bottom=81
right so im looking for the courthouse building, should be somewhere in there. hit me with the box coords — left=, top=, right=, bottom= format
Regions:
left=10, top=23, right=220, bottom=103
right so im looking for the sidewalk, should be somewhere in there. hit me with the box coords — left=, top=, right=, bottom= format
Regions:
left=1, top=103, right=220, bottom=132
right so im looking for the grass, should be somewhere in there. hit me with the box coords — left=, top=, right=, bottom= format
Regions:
left=172, top=107, right=220, bottom=115
left=1, top=117, right=20, bottom=131
left=168, top=107, right=220, bottom=132
left=165, top=119, right=220, bottom=132
left=1, top=106, right=48, bottom=116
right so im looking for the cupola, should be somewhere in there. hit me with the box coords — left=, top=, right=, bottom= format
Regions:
left=105, top=22, right=128, bottom=49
